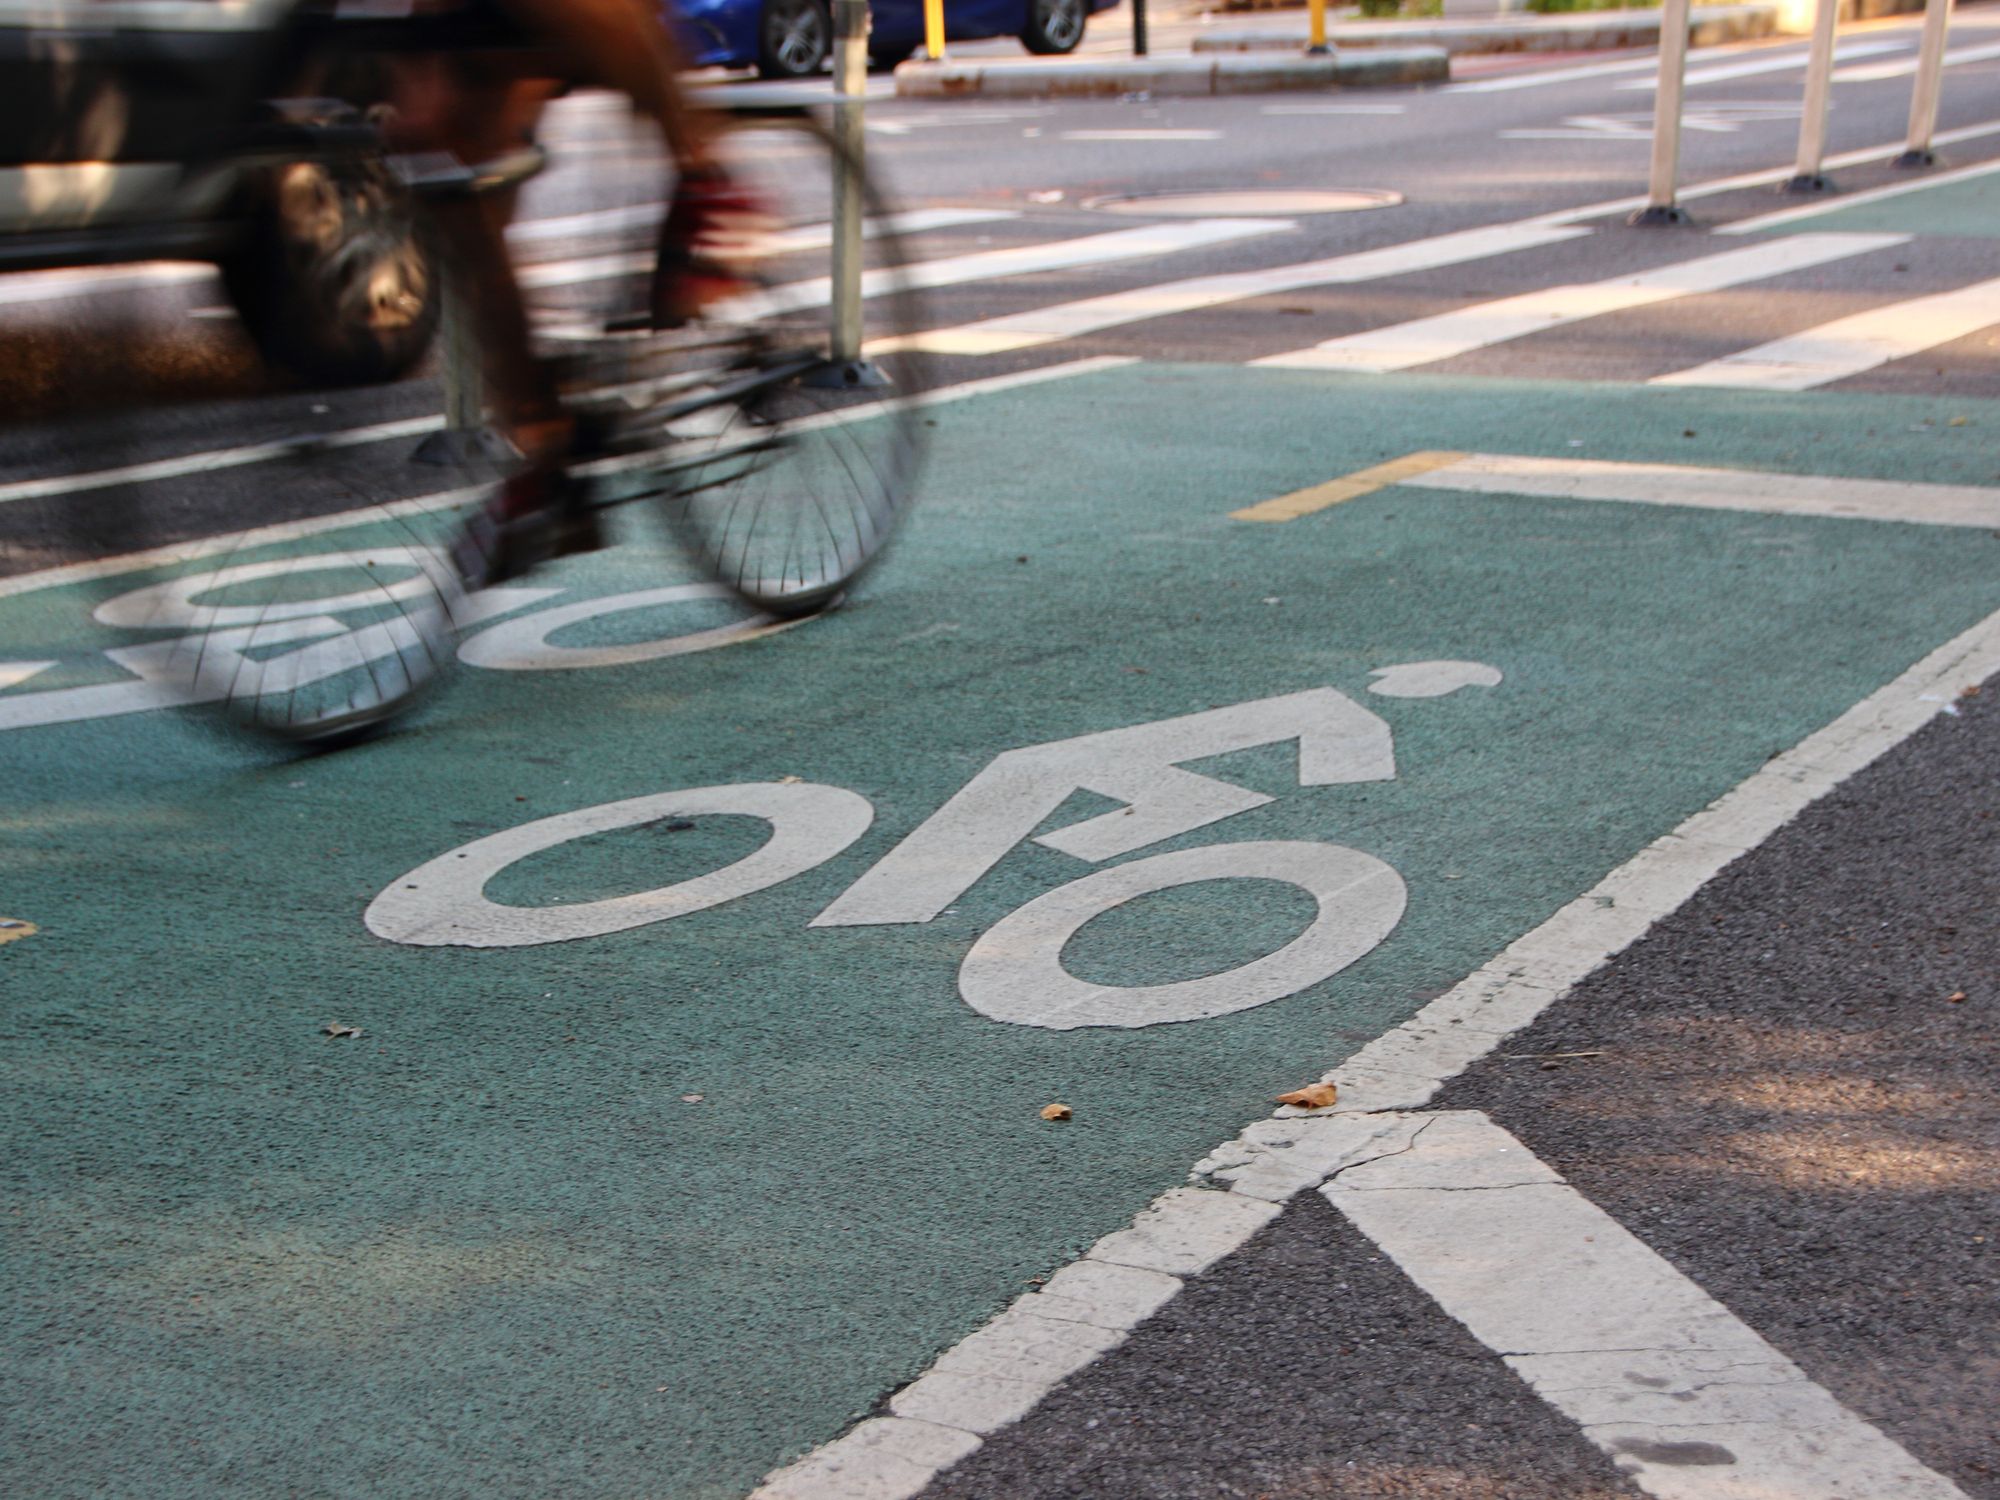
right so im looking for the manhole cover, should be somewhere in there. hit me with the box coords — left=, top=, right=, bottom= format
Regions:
left=1091, top=189, right=1403, bottom=217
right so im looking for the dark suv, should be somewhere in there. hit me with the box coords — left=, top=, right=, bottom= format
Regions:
left=0, top=0, right=438, bottom=385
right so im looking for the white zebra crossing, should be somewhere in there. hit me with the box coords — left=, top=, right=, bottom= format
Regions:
left=1651, top=275, right=2000, bottom=390
left=870, top=223, right=1589, bottom=356
left=1250, top=233, right=1907, bottom=374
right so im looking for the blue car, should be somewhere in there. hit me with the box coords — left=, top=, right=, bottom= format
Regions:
left=673, top=0, right=1118, bottom=79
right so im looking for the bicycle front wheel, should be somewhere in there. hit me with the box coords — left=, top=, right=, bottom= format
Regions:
left=554, top=106, right=930, bottom=618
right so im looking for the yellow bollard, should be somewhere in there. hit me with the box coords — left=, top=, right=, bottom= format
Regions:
left=1308, top=0, right=1328, bottom=54
left=925, top=0, right=946, bottom=60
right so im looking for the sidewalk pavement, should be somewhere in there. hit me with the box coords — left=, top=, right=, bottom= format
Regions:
left=890, top=0, right=1775, bottom=97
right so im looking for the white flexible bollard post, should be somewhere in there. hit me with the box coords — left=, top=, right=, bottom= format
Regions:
left=1633, top=0, right=1693, bottom=223
left=1897, top=0, right=1954, bottom=166
left=1787, top=0, right=1839, bottom=191
left=810, top=0, right=890, bottom=388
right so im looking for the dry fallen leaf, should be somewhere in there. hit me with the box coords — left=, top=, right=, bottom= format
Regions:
left=681, top=1094, right=705, bottom=1104
left=1948, top=991, right=1968, bottom=1004
left=778, top=775, right=804, bottom=785
left=0, top=918, right=36, bottom=947
left=1275, top=1082, right=1338, bottom=1109
left=1961, top=684, right=1983, bottom=700
left=1039, top=1103, right=1072, bottom=1121
left=321, top=1022, right=363, bottom=1039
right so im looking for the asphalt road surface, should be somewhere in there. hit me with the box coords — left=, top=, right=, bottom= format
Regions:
left=4, top=10, right=1997, bottom=1499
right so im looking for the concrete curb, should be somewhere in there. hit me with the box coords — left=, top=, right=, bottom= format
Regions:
left=1192, top=1, right=1776, bottom=54
left=891, top=46, right=1448, bottom=97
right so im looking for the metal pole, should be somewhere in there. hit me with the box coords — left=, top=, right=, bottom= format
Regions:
left=1133, top=0, right=1148, bottom=57
left=1896, top=0, right=1953, bottom=166
left=1632, top=0, right=1692, bottom=223
left=810, top=0, right=890, bottom=389
left=1787, top=0, right=1839, bottom=191
left=412, top=268, right=511, bottom=465
left=924, top=0, right=946, bottom=61
left=1307, top=0, right=1328, bottom=56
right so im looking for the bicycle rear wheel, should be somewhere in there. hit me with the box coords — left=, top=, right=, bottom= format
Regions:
left=540, top=106, right=929, bottom=618
left=96, top=506, right=469, bottom=747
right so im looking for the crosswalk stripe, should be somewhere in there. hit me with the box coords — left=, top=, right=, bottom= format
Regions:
left=869, top=223, right=1589, bottom=356
left=1614, top=37, right=1905, bottom=90
left=510, top=205, right=1017, bottom=249
left=1252, top=232, right=1908, bottom=374
left=1834, top=37, right=2000, bottom=83
left=744, top=218, right=1294, bottom=320
left=1650, top=275, right=2000, bottom=390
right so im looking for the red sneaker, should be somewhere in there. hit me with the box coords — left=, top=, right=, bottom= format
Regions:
left=650, top=165, right=772, bottom=328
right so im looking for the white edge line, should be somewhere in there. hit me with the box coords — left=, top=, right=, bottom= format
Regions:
left=1716, top=154, right=2000, bottom=235
left=1533, top=116, right=2000, bottom=225
left=0, top=359, right=1134, bottom=604
left=750, top=595, right=2000, bottom=1500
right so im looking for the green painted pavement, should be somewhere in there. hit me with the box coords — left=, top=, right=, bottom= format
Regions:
left=6, top=365, right=2000, bottom=1498
left=1753, top=163, right=2000, bottom=239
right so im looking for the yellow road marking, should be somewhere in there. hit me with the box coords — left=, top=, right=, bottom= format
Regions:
left=0, top=919, right=36, bottom=946
left=1231, top=451, right=1467, bottom=523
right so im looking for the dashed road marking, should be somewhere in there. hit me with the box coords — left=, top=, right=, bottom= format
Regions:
left=1650, top=275, right=2000, bottom=390
left=1252, top=232, right=1906, bottom=373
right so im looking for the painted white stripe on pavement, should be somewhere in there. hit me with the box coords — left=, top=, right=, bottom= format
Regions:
left=1835, top=37, right=2000, bottom=83
left=751, top=593, right=2000, bottom=1500
left=1324, top=1112, right=1972, bottom=1500
left=1253, top=232, right=1905, bottom=373
left=872, top=223, right=1588, bottom=356
left=1535, top=118, right=2000, bottom=225
left=1402, top=452, right=2000, bottom=526
left=1444, top=51, right=1697, bottom=94
left=750, top=218, right=1293, bottom=319
left=1650, top=275, right=2000, bottom=390
left=1059, top=130, right=1224, bottom=141
left=0, top=358, right=1133, bottom=602
left=1718, top=156, right=2000, bottom=234
left=509, top=205, right=1016, bottom=249
left=0, top=415, right=443, bottom=508
left=1614, top=37, right=1905, bottom=89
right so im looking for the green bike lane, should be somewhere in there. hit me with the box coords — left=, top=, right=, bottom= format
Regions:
left=6, top=362, right=2000, bottom=1499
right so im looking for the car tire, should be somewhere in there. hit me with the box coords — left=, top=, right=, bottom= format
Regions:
left=219, top=140, right=438, bottom=387
left=757, top=0, right=832, bottom=78
left=1021, top=0, right=1088, bottom=54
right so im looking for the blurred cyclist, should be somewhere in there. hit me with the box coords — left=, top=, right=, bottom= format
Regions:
left=385, top=0, right=761, bottom=582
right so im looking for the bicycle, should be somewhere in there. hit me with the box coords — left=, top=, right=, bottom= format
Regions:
left=61, top=3, right=927, bottom=748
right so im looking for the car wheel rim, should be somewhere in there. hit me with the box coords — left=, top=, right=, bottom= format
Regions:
left=770, top=2, right=825, bottom=71
left=1039, top=0, right=1084, bottom=47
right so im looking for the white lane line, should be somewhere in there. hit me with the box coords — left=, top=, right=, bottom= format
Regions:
left=0, top=358, right=1133, bottom=602
left=1252, top=232, right=1905, bottom=373
left=1835, top=36, right=2000, bottom=82
left=0, top=415, right=444, bottom=508
left=1614, top=36, right=1905, bottom=90
left=746, top=218, right=1293, bottom=319
left=1717, top=155, right=2000, bottom=234
left=1261, top=102, right=1406, bottom=114
left=1650, top=274, right=2000, bottom=389
left=1445, top=51, right=1694, bottom=94
left=1402, top=452, right=2000, bottom=526
left=1059, top=129, right=1224, bottom=141
left=1324, top=1113, right=1972, bottom=1500
left=509, top=205, right=1016, bottom=248
left=1535, top=117, right=2000, bottom=224
left=871, top=223, right=1588, bottom=356
left=755, top=591, right=2000, bottom=1500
